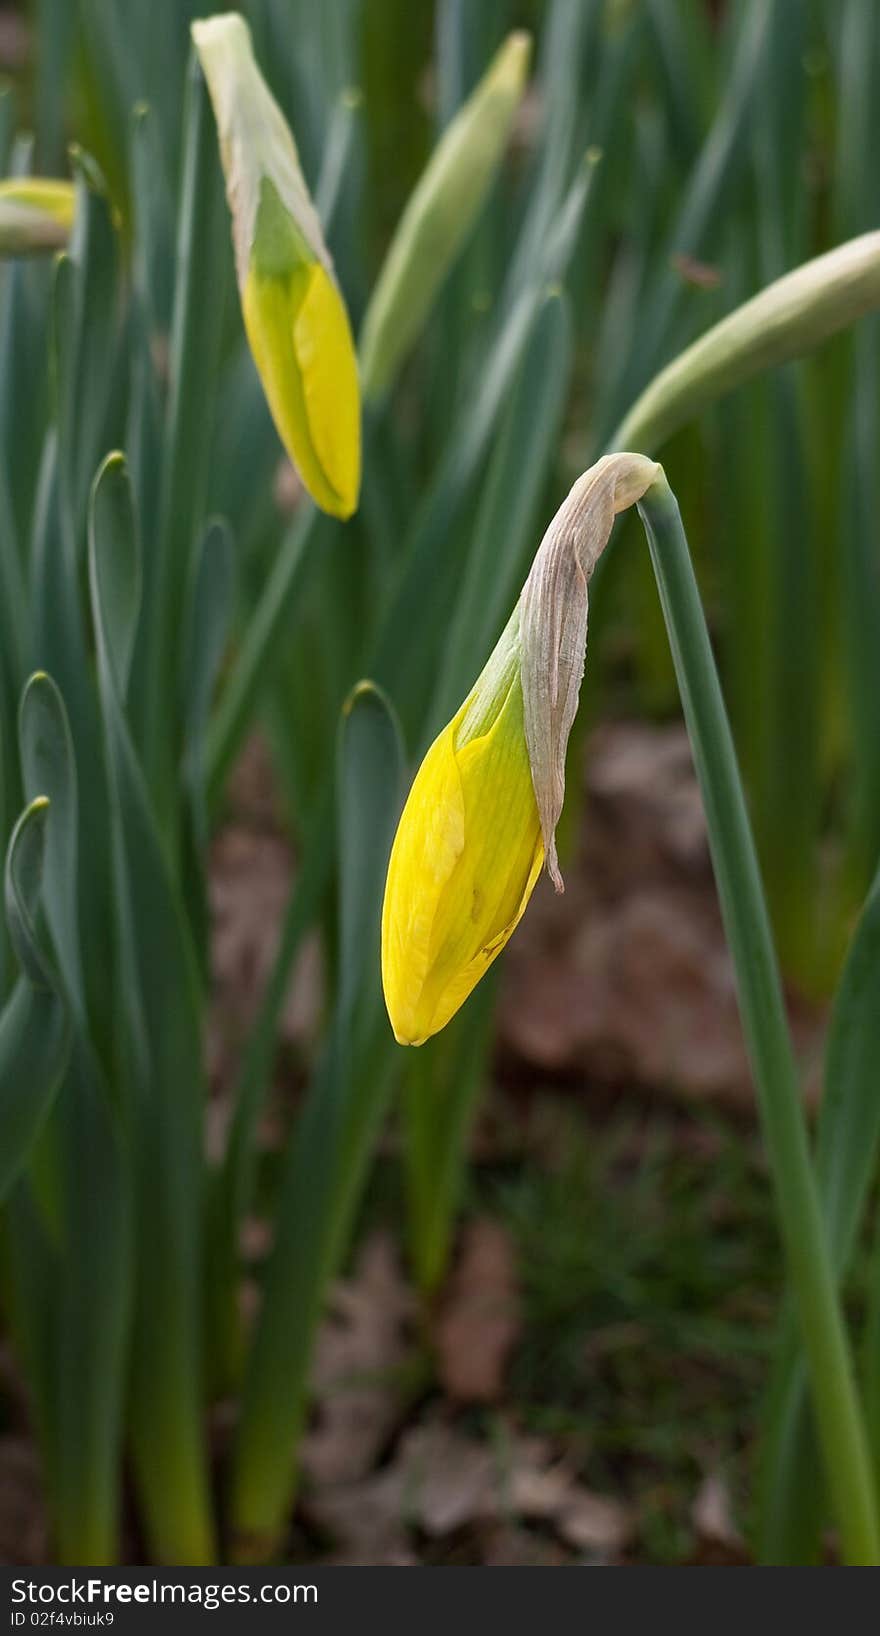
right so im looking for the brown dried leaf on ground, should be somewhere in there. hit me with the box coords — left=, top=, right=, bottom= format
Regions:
left=500, top=722, right=825, bottom=1108
left=304, top=1422, right=495, bottom=1557
left=301, top=1233, right=418, bottom=1489
left=481, top=1524, right=570, bottom=1566
left=399, top=1423, right=497, bottom=1537
left=434, top=1218, right=521, bottom=1403
left=691, top=1469, right=745, bottom=1553
left=306, top=1417, right=632, bottom=1564
left=507, top=1437, right=633, bottom=1555
left=308, top=1467, right=418, bottom=1565
left=557, top=1487, right=633, bottom=1554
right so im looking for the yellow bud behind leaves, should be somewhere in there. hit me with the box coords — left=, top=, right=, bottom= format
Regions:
left=193, top=12, right=360, bottom=518
left=0, top=178, right=74, bottom=256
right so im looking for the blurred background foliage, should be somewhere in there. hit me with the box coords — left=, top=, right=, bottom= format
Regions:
left=7, top=0, right=878, bottom=983
left=0, top=0, right=878, bottom=1568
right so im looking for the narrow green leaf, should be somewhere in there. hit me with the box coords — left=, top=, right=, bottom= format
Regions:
left=30, top=423, right=116, bottom=1070
left=34, top=0, right=76, bottom=171
left=129, top=99, right=175, bottom=336
left=66, top=150, right=126, bottom=534
left=179, top=516, right=235, bottom=967
left=206, top=791, right=333, bottom=1394
left=429, top=287, right=572, bottom=737
left=760, top=861, right=880, bottom=1559
left=205, top=501, right=320, bottom=811
left=88, top=453, right=215, bottom=1565
left=182, top=516, right=235, bottom=841
left=0, top=81, right=16, bottom=174
left=89, top=452, right=140, bottom=701
left=18, top=668, right=131, bottom=1566
left=19, top=672, right=82, bottom=1019
left=613, top=0, right=773, bottom=419
left=229, top=682, right=403, bottom=1561
left=336, top=681, right=405, bottom=1016
left=402, top=974, right=495, bottom=1295
left=142, top=51, right=228, bottom=831
left=48, top=1048, right=132, bottom=1565
left=0, top=798, right=70, bottom=1201
left=0, top=981, right=69, bottom=1204
left=6, top=795, right=53, bottom=987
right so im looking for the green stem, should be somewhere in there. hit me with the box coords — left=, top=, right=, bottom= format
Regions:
left=205, top=790, right=332, bottom=1393
left=402, top=973, right=496, bottom=1298
left=865, top=1223, right=880, bottom=1491
left=637, top=473, right=879, bottom=1565
left=143, top=52, right=226, bottom=837
left=204, top=503, right=317, bottom=812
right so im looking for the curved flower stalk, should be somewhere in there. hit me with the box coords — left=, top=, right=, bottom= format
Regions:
left=0, top=178, right=74, bottom=255
left=192, top=12, right=360, bottom=518
left=381, top=452, right=658, bottom=1045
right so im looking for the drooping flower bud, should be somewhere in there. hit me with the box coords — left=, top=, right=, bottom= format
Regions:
left=0, top=179, right=74, bottom=256
left=381, top=453, right=659, bottom=1045
left=192, top=12, right=360, bottom=519
left=359, top=30, right=532, bottom=400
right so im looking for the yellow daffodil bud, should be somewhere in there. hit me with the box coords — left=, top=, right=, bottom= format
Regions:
left=382, top=453, right=660, bottom=1045
left=359, top=30, right=532, bottom=400
left=192, top=12, right=360, bottom=518
left=0, top=179, right=74, bottom=256
left=382, top=610, right=543, bottom=1045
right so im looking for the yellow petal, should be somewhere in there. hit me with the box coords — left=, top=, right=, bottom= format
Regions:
left=382, top=673, right=543, bottom=1045
left=242, top=261, right=359, bottom=519
left=381, top=720, right=466, bottom=1043
left=293, top=263, right=361, bottom=519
